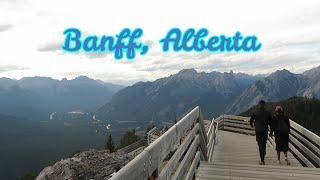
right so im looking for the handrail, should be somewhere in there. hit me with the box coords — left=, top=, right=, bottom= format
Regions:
left=207, top=115, right=224, bottom=162
left=287, top=119, right=320, bottom=167
left=147, top=127, right=158, bottom=145
left=110, top=106, right=208, bottom=180
left=117, top=139, right=147, bottom=154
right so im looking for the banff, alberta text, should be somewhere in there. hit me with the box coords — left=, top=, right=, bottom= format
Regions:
left=62, top=28, right=262, bottom=60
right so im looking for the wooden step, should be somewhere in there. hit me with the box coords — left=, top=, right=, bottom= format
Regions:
left=197, top=162, right=320, bottom=180
left=200, top=162, right=320, bottom=174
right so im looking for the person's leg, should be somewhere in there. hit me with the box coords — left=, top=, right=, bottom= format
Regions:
left=258, top=142, right=264, bottom=162
left=256, top=133, right=263, bottom=164
left=256, top=132, right=267, bottom=164
left=261, top=141, right=266, bottom=160
left=277, top=151, right=281, bottom=163
left=284, top=151, right=290, bottom=165
left=261, top=132, right=267, bottom=163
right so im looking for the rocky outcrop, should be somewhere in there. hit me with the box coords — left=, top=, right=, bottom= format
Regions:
left=36, top=150, right=133, bottom=180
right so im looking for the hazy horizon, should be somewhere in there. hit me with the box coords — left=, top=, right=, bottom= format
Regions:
left=1, top=64, right=319, bottom=86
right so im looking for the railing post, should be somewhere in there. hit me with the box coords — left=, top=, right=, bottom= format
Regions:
left=197, top=107, right=208, bottom=161
left=197, top=107, right=208, bottom=143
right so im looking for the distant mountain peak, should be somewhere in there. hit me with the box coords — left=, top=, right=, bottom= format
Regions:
left=74, top=76, right=92, bottom=81
left=177, top=69, right=197, bottom=75
left=174, top=69, right=198, bottom=79
left=20, top=76, right=55, bottom=81
left=303, top=65, right=320, bottom=79
left=272, top=69, right=291, bottom=75
left=268, top=69, right=294, bottom=79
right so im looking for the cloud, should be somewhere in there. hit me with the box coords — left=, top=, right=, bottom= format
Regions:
left=1, top=0, right=320, bottom=84
left=37, top=41, right=113, bottom=59
left=37, top=42, right=61, bottom=52
left=0, top=24, right=13, bottom=32
left=0, top=65, right=28, bottom=73
left=84, top=52, right=112, bottom=59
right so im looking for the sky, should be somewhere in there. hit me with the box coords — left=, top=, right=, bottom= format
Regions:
left=0, top=0, right=320, bottom=85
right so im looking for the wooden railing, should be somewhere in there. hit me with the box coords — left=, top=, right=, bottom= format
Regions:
left=279, top=119, right=320, bottom=167
left=147, top=127, right=160, bottom=145
left=117, top=139, right=147, bottom=154
left=206, top=116, right=222, bottom=162
left=110, top=106, right=208, bottom=180
left=111, top=112, right=320, bottom=180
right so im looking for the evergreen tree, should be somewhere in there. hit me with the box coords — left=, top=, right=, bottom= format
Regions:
left=118, top=129, right=139, bottom=149
left=241, top=97, right=320, bottom=135
left=105, top=134, right=115, bottom=153
left=20, top=172, right=37, bottom=180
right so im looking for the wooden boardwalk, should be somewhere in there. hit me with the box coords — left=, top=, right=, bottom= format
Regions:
left=108, top=109, right=320, bottom=180
left=196, top=130, right=320, bottom=180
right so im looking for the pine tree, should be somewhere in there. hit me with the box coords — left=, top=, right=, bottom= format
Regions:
left=118, top=129, right=139, bottom=149
left=105, top=134, right=115, bottom=153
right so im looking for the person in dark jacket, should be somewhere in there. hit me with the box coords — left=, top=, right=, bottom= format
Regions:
left=250, top=100, right=272, bottom=165
left=270, top=106, right=291, bottom=165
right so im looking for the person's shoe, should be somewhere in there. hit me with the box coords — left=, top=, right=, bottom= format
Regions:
left=259, top=161, right=265, bottom=165
left=285, top=159, right=291, bottom=165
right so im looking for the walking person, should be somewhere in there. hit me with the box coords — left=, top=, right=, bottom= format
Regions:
left=270, top=106, right=291, bottom=165
left=250, top=100, right=272, bottom=165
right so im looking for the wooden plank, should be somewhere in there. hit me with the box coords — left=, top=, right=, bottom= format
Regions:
left=175, top=106, right=199, bottom=139
left=290, top=120, right=320, bottom=146
left=185, top=151, right=201, bottom=180
left=198, top=108, right=208, bottom=144
left=223, top=115, right=250, bottom=122
left=197, top=168, right=320, bottom=180
left=172, top=135, right=200, bottom=180
left=289, top=134, right=320, bottom=166
left=206, top=124, right=216, bottom=153
left=158, top=124, right=199, bottom=180
left=197, top=174, right=276, bottom=180
left=197, top=161, right=320, bottom=179
left=110, top=106, right=200, bottom=180
left=223, top=121, right=254, bottom=130
left=213, top=116, right=223, bottom=123
left=109, top=150, right=150, bottom=180
left=200, top=162, right=320, bottom=174
left=208, top=124, right=218, bottom=162
left=290, top=129, right=320, bottom=157
left=222, top=126, right=255, bottom=135
left=198, top=126, right=208, bottom=161
left=224, top=119, right=251, bottom=125
left=206, top=120, right=214, bottom=138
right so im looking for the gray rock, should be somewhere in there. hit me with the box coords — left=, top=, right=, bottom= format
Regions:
left=36, top=149, right=133, bottom=180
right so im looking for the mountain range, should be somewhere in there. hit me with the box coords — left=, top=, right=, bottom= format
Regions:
left=96, top=69, right=263, bottom=125
left=0, top=76, right=123, bottom=120
left=3, top=66, right=319, bottom=123
left=96, top=65, right=320, bottom=127
left=227, top=66, right=320, bottom=114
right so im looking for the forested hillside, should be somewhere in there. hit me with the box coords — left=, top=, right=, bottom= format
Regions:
left=240, top=96, right=320, bottom=135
